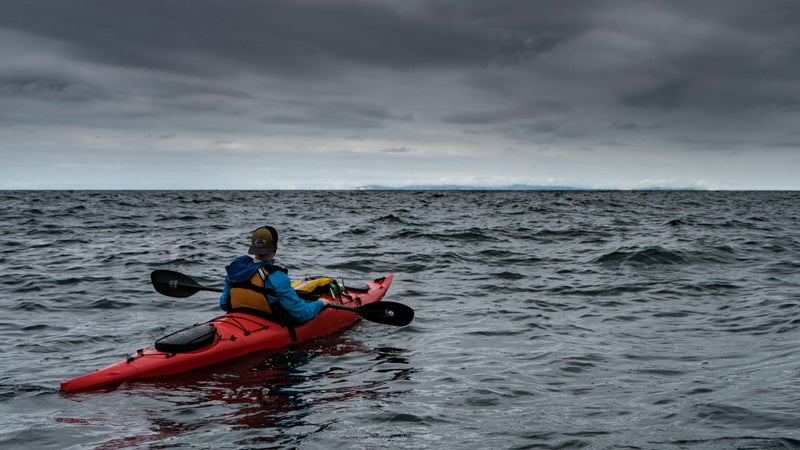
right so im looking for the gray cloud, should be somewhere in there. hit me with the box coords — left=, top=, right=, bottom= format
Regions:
left=1, top=0, right=799, bottom=189
left=619, top=79, right=693, bottom=110
left=1, top=0, right=579, bottom=76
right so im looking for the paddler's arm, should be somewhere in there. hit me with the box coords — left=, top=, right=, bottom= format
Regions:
left=270, top=271, right=330, bottom=323
left=219, top=276, right=232, bottom=311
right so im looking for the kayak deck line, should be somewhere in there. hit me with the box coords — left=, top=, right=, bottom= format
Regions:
left=128, top=314, right=273, bottom=362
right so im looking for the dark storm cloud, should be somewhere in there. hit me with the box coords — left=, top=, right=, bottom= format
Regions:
left=607, top=2, right=800, bottom=113
left=2, top=0, right=800, bottom=165
left=0, top=0, right=581, bottom=77
left=619, top=79, right=693, bottom=110
left=443, top=101, right=572, bottom=125
left=262, top=99, right=413, bottom=130
left=5, top=1, right=799, bottom=106
left=0, top=76, right=110, bottom=102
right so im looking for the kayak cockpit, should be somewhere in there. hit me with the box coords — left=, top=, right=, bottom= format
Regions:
left=155, top=323, right=218, bottom=353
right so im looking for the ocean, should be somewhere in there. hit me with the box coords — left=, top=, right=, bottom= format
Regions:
left=1, top=190, right=799, bottom=449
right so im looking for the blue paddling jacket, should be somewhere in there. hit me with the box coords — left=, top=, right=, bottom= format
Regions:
left=219, top=255, right=325, bottom=324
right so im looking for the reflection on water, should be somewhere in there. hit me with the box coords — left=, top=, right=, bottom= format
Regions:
left=61, top=334, right=416, bottom=449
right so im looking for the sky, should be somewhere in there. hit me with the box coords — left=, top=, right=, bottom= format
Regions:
left=1, top=0, right=799, bottom=190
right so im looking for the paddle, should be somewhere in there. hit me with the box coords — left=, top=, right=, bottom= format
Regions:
left=150, top=270, right=414, bottom=326
left=328, top=300, right=414, bottom=326
left=151, top=270, right=223, bottom=297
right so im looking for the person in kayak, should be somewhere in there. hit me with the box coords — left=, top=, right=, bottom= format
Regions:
left=220, top=226, right=329, bottom=325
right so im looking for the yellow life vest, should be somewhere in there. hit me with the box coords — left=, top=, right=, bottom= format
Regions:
left=229, top=267, right=274, bottom=314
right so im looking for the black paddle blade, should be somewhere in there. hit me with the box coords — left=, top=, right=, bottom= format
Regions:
left=356, top=301, right=414, bottom=326
left=151, top=270, right=219, bottom=297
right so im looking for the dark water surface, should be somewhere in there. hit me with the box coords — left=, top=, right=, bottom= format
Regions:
left=1, top=190, right=799, bottom=449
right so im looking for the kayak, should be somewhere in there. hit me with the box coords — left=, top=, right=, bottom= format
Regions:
left=60, top=274, right=394, bottom=393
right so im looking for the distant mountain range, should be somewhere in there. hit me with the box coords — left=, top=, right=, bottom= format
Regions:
left=356, top=184, right=705, bottom=191
left=357, top=184, right=583, bottom=190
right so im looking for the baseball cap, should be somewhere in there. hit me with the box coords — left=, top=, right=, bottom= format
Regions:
left=248, top=226, right=278, bottom=256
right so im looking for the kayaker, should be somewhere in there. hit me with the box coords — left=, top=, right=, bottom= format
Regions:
left=220, top=226, right=330, bottom=324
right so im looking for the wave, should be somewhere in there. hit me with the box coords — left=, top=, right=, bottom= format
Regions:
left=662, top=437, right=800, bottom=449
left=593, top=246, right=688, bottom=266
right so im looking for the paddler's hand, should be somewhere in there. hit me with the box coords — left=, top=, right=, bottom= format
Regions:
left=321, top=299, right=331, bottom=307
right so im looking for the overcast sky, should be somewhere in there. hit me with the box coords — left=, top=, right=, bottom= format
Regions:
left=2, top=0, right=799, bottom=189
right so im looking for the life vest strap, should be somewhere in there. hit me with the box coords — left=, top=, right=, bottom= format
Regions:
left=228, top=264, right=296, bottom=340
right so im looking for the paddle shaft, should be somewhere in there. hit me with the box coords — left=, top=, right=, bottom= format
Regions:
left=201, top=286, right=223, bottom=293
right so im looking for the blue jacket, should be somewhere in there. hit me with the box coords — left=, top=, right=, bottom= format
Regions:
left=219, top=255, right=325, bottom=324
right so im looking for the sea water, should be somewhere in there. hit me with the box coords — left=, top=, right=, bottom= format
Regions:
left=1, top=190, right=799, bottom=449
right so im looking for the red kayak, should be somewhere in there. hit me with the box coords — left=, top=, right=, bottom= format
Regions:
left=61, top=274, right=396, bottom=393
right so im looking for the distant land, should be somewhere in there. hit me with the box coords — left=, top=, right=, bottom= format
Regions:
left=356, top=185, right=706, bottom=191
